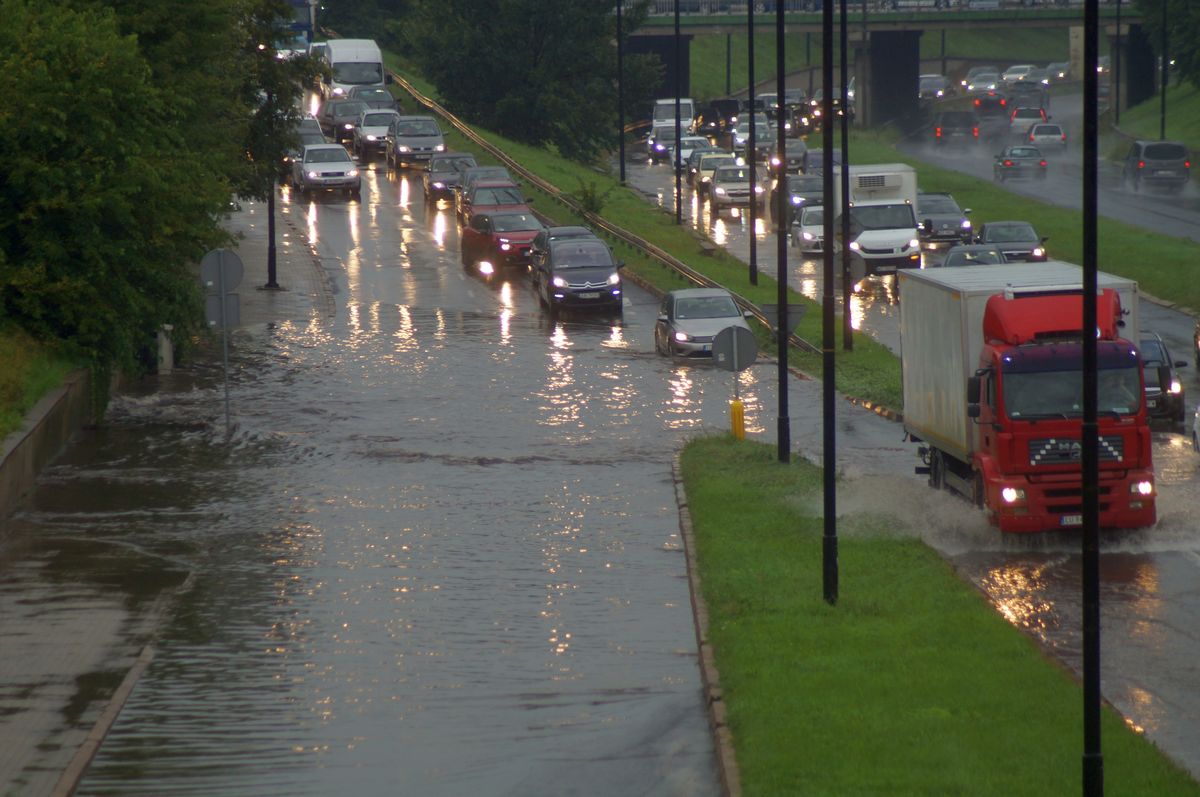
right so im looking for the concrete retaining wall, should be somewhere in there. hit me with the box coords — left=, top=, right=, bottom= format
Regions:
left=0, top=370, right=93, bottom=527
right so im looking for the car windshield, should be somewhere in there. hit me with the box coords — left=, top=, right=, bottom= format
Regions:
left=332, top=62, right=382, bottom=85
left=362, top=113, right=394, bottom=126
left=553, top=242, right=613, bottom=268
left=850, top=204, right=916, bottom=231
left=984, top=223, right=1036, bottom=242
left=920, top=77, right=946, bottom=89
left=1139, top=339, right=1167, bottom=369
left=800, top=207, right=824, bottom=225
left=714, top=167, right=759, bottom=182
left=676, top=295, right=740, bottom=319
left=1004, top=362, right=1142, bottom=418
left=918, top=196, right=961, bottom=214
left=473, top=187, right=524, bottom=205
left=944, top=250, right=1003, bottom=266
left=396, top=120, right=440, bottom=136
left=467, top=169, right=509, bottom=185
left=1008, top=147, right=1041, bottom=158
left=432, top=156, right=475, bottom=172
left=1033, top=126, right=1061, bottom=136
left=701, top=156, right=735, bottom=170
left=305, top=148, right=351, bottom=164
left=790, top=176, right=822, bottom=192
left=353, top=88, right=391, bottom=101
left=491, top=213, right=541, bottom=232
left=331, top=101, right=367, bottom=118
left=1144, top=143, right=1187, bottom=159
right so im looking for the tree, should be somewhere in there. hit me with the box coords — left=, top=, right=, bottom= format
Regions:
left=1135, top=0, right=1200, bottom=90
left=404, top=0, right=651, bottom=162
left=0, top=0, right=233, bottom=376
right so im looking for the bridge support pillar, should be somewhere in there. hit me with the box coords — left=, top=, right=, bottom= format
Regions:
left=864, top=30, right=922, bottom=130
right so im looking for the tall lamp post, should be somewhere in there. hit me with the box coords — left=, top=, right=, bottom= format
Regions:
left=775, top=0, right=789, bottom=465
left=1159, top=0, right=1167, bottom=140
left=674, top=0, right=683, bottom=225
left=617, top=0, right=626, bottom=185
left=839, top=0, right=852, bottom=351
left=747, top=1, right=758, bottom=284
left=822, top=0, right=839, bottom=606
left=1113, top=0, right=1121, bottom=125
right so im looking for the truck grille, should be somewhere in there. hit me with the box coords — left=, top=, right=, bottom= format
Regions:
left=1029, top=436, right=1123, bottom=466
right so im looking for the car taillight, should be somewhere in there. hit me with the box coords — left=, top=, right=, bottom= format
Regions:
left=1138, top=160, right=1145, bottom=169
left=1003, top=160, right=1013, bottom=167
left=935, top=126, right=942, bottom=137
left=1186, top=160, right=1192, bottom=169
left=1000, top=98, right=1007, bottom=106
left=1029, top=133, right=1035, bottom=141
left=972, top=127, right=979, bottom=137
left=1061, top=133, right=1067, bottom=141
left=974, top=98, right=981, bottom=106
left=1040, top=160, right=1047, bottom=167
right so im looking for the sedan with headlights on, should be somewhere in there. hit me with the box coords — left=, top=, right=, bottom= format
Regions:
left=291, top=143, right=361, bottom=200
left=654, top=288, right=753, bottom=358
left=973, top=220, right=1048, bottom=262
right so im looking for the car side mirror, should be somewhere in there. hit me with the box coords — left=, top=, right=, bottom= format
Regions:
left=744, top=310, right=755, bottom=318
left=616, top=261, right=626, bottom=269
left=964, top=208, right=972, bottom=215
left=1175, top=360, right=1188, bottom=368
left=657, top=313, right=668, bottom=322
left=385, top=74, right=394, bottom=85
left=1041, top=236, right=1049, bottom=243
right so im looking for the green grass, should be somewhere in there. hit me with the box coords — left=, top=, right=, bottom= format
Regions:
left=0, top=328, right=79, bottom=440
left=681, top=435, right=1200, bottom=795
left=1114, top=81, right=1200, bottom=154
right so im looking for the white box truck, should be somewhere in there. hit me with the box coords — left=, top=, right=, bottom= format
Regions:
left=831, top=163, right=920, bottom=281
left=322, top=39, right=388, bottom=101
left=898, top=261, right=1156, bottom=533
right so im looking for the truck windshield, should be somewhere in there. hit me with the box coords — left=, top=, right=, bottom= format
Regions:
left=850, top=204, right=916, bottom=231
left=1003, top=364, right=1142, bottom=419
left=332, top=62, right=383, bottom=85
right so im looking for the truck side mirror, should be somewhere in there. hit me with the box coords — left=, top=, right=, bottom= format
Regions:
left=966, top=375, right=982, bottom=404
left=967, top=403, right=981, bottom=419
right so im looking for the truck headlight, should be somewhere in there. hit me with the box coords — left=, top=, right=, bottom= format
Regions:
left=1131, top=480, right=1154, bottom=496
left=1001, top=487, right=1026, bottom=504
left=479, top=261, right=495, bottom=275
left=908, top=238, right=921, bottom=249
left=366, top=134, right=377, bottom=141
left=714, top=187, right=726, bottom=195
left=307, top=170, right=319, bottom=179
left=499, top=242, right=511, bottom=251
left=344, top=123, right=353, bottom=129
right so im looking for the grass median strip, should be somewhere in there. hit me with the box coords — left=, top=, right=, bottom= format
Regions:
left=0, top=328, right=79, bottom=440
left=680, top=435, right=1200, bottom=795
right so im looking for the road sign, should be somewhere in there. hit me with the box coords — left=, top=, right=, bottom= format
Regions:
left=205, top=294, right=241, bottom=328
left=200, top=249, right=244, bottom=295
left=758, top=304, right=807, bottom=336
left=712, top=325, right=758, bottom=373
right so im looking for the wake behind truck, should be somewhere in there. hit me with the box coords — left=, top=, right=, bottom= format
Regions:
left=899, top=262, right=1157, bottom=532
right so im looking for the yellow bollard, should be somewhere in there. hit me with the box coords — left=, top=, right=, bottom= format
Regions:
left=730, top=399, right=745, bottom=440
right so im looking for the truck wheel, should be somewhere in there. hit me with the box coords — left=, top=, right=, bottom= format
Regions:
left=970, top=472, right=985, bottom=509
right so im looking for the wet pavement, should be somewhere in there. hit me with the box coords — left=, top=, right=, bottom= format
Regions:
left=1, top=165, right=913, bottom=795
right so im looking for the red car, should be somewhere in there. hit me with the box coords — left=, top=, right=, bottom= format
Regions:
left=458, top=180, right=530, bottom=227
left=460, top=210, right=544, bottom=279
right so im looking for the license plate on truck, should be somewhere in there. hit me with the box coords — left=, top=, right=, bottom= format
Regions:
left=1060, top=514, right=1082, bottom=526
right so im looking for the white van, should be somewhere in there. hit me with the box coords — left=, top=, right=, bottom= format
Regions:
left=652, top=97, right=696, bottom=134
left=322, top=39, right=387, bottom=101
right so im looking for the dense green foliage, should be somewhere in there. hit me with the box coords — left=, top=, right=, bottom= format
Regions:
left=398, top=0, right=661, bottom=162
left=0, top=0, right=313, bottom=380
left=1136, top=0, right=1200, bottom=91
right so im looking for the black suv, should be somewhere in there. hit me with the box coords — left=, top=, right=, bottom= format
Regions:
left=916, top=192, right=972, bottom=246
left=1139, top=331, right=1188, bottom=425
left=530, top=236, right=624, bottom=317
left=1123, top=140, right=1191, bottom=194
left=931, top=110, right=980, bottom=147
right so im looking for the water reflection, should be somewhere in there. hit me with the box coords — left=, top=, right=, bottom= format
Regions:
left=980, top=560, right=1061, bottom=638
left=431, top=209, right=448, bottom=250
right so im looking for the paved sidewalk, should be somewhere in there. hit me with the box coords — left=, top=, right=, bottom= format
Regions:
left=0, top=189, right=334, bottom=797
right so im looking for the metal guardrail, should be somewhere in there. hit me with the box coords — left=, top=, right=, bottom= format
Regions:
left=385, top=68, right=821, bottom=355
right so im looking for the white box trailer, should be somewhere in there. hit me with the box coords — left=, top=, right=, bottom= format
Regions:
left=898, top=261, right=1140, bottom=463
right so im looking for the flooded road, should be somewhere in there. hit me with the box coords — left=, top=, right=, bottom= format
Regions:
left=1, top=159, right=910, bottom=795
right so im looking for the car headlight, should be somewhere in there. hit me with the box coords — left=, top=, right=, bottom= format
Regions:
left=332, top=87, right=345, bottom=96
left=771, top=156, right=781, bottom=166
left=366, top=134, right=377, bottom=141
left=435, top=144, right=445, bottom=151
left=848, top=240, right=861, bottom=251
left=1170, top=379, right=1183, bottom=394
left=961, top=219, right=972, bottom=229
left=1032, top=246, right=1045, bottom=258
left=1001, top=487, right=1026, bottom=504
left=654, top=143, right=666, bottom=151
left=1131, top=480, right=1154, bottom=496
left=347, top=169, right=359, bottom=178
left=344, top=123, right=353, bottom=129
left=908, top=238, right=920, bottom=249
left=607, top=272, right=620, bottom=285
left=802, top=231, right=815, bottom=241
left=754, top=185, right=764, bottom=193
left=791, top=196, right=802, bottom=205
left=936, top=89, right=944, bottom=97
left=307, top=170, right=319, bottom=179
left=432, top=181, right=445, bottom=189
left=714, top=187, right=726, bottom=195
left=399, top=145, right=411, bottom=152
left=674, top=331, right=691, bottom=342
left=552, top=276, right=567, bottom=288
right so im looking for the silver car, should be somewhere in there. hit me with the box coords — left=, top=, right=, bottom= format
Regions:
left=708, top=165, right=767, bottom=215
left=654, top=288, right=754, bottom=358
left=291, top=143, right=361, bottom=200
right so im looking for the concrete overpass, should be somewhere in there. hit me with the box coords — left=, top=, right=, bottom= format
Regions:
left=630, top=9, right=1158, bottom=126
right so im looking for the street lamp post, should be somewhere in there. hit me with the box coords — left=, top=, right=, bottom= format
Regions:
left=822, top=0, right=839, bottom=606
left=675, top=0, right=682, bottom=225
left=776, top=0, right=790, bottom=465
left=1159, top=0, right=1167, bottom=140
left=617, top=0, right=626, bottom=185
left=840, top=0, right=852, bottom=352
left=748, top=1, right=758, bottom=284
left=1114, top=0, right=1121, bottom=124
